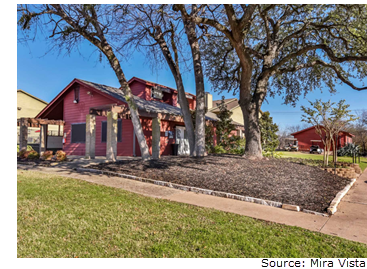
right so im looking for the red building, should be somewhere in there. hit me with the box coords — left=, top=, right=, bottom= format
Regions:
left=36, top=77, right=244, bottom=157
left=291, top=126, right=354, bottom=151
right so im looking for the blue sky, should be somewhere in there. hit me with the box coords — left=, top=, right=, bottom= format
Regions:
left=17, top=33, right=367, bottom=130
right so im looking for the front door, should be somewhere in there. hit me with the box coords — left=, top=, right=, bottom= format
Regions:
left=176, top=126, right=190, bottom=155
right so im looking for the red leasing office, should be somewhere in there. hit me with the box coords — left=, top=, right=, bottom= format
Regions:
left=291, top=126, right=354, bottom=151
left=36, top=77, right=244, bottom=157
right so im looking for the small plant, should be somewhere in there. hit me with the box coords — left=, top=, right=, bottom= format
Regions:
left=18, top=149, right=27, bottom=158
left=55, top=150, right=67, bottom=161
left=228, top=137, right=246, bottom=155
left=25, top=150, right=40, bottom=160
left=17, top=145, right=33, bottom=153
left=41, top=150, right=54, bottom=160
left=263, top=151, right=283, bottom=159
left=213, top=145, right=226, bottom=154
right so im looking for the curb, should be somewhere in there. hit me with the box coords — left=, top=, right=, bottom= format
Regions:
left=75, top=167, right=328, bottom=215
left=302, top=209, right=329, bottom=217
left=327, top=178, right=357, bottom=215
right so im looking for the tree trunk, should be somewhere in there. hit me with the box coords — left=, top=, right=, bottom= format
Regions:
left=181, top=15, right=206, bottom=157
left=153, top=26, right=196, bottom=156
left=103, top=46, right=151, bottom=160
left=238, top=65, right=263, bottom=158
left=49, top=5, right=151, bottom=160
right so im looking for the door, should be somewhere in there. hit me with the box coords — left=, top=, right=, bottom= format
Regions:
left=176, top=126, right=190, bottom=155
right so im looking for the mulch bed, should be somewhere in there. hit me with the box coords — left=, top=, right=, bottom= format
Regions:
left=88, top=154, right=350, bottom=213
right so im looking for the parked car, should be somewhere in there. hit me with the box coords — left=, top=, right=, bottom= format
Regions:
left=310, top=145, right=324, bottom=154
left=284, top=144, right=299, bottom=151
left=284, top=138, right=299, bottom=151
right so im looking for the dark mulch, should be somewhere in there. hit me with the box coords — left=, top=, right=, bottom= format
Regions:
left=87, top=154, right=350, bottom=213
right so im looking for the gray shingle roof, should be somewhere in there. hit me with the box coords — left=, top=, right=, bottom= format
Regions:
left=76, top=79, right=242, bottom=125
left=77, top=79, right=182, bottom=116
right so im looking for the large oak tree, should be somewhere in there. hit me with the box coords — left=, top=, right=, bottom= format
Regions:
left=176, top=4, right=367, bottom=158
left=18, top=4, right=151, bottom=159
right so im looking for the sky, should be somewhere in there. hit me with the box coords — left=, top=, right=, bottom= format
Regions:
left=17, top=29, right=367, bottom=131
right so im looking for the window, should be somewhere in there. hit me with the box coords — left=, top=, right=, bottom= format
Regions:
left=71, top=123, right=86, bottom=143
left=74, top=85, right=80, bottom=103
left=101, top=119, right=122, bottom=143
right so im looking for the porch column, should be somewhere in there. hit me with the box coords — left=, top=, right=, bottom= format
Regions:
left=85, top=114, right=96, bottom=159
left=19, top=118, right=28, bottom=151
left=152, top=117, right=161, bottom=160
left=106, top=111, right=118, bottom=162
left=39, top=124, right=47, bottom=155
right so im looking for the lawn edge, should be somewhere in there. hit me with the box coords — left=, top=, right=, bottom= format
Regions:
left=327, top=178, right=357, bottom=215
left=74, top=167, right=330, bottom=217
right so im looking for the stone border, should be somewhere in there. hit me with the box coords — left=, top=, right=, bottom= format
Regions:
left=327, top=178, right=357, bottom=215
left=76, top=167, right=324, bottom=213
left=302, top=209, right=329, bottom=217
left=19, top=162, right=359, bottom=217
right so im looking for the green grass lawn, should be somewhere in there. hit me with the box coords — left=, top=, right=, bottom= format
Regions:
left=278, top=151, right=367, bottom=171
left=17, top=170, right=367, bottom=258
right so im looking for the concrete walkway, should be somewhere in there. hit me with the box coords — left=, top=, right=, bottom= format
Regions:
left=17, top=162, right=367, bottom=245
left=319, top=168, right=367, bottom=244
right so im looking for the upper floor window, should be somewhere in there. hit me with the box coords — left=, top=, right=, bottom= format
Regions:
left=74, top=85, right=80, bottom=103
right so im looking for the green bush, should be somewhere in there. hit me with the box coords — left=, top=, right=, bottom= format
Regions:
left=17, top=145, right=33, bottom=153
left=228, top=137, right=246, bottom=155
left=18, top=149, right=27, bottom=158
left=263, top=151, right=283, bottom=159
left=24, top=150, right=39, bottom=160
left=213, top=145, right=227, bottom=154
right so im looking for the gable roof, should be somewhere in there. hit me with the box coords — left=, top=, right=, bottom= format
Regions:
left=17, top=89, right=48, bottom=105
left=78, top=79, right=183, bottom=116
left=128, top=76, right=196, bottom=98
left=210, top=98, right=239, bottom=112
left=291, top=125, right=354, bottom=137
left=36, top=78, right=244, bottom=125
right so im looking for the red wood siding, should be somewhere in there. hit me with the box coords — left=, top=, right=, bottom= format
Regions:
left=293, top=127, right=353, bottom=151
left=130, top=80, right=147, bottom=99
left=63, top=83, right=126, bottom=156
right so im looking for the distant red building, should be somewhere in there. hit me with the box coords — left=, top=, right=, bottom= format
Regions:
left=36, top=77, right=244, bottom=157
left=291, top=126, right=354, bottom=151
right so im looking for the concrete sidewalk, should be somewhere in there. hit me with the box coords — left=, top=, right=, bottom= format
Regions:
left=318, top=168, right=367, bottom=244
left=17, top=163, right=367, bottom=245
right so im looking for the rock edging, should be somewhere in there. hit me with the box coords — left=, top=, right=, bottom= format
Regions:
left=327, top=178, right=357, bottom=215
left=75, top=167, right=332, bottom=217
left=76, top=167, right=284, bottom=207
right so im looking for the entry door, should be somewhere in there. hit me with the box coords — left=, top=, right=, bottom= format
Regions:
left=176, top=126, right=190, bottom=155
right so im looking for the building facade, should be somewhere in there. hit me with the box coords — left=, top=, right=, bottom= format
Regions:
left=291, top=126, right=354, bottom=151
left=36, top=77, right=244, bottom=157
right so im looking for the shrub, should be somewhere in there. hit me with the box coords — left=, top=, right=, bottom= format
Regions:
left=263, top=151, right=283, bottom=159
left=213, top=145, right=226, bottom=154
left=17, top=145, right=33, bottom=153
left=41, top=150, right=53, bottom=160
left=24, top=150, right=39, bottom=160
left=55, top=150, right=67, bottom=161
left=18, top=149, right=27, bottom=158
left=228, top=137, right=246, bottom=155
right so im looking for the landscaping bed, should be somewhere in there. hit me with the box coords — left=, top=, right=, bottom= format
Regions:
left=87, top=154, right=351, bottom=213
left=18, top=170, right=367, bottom=257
